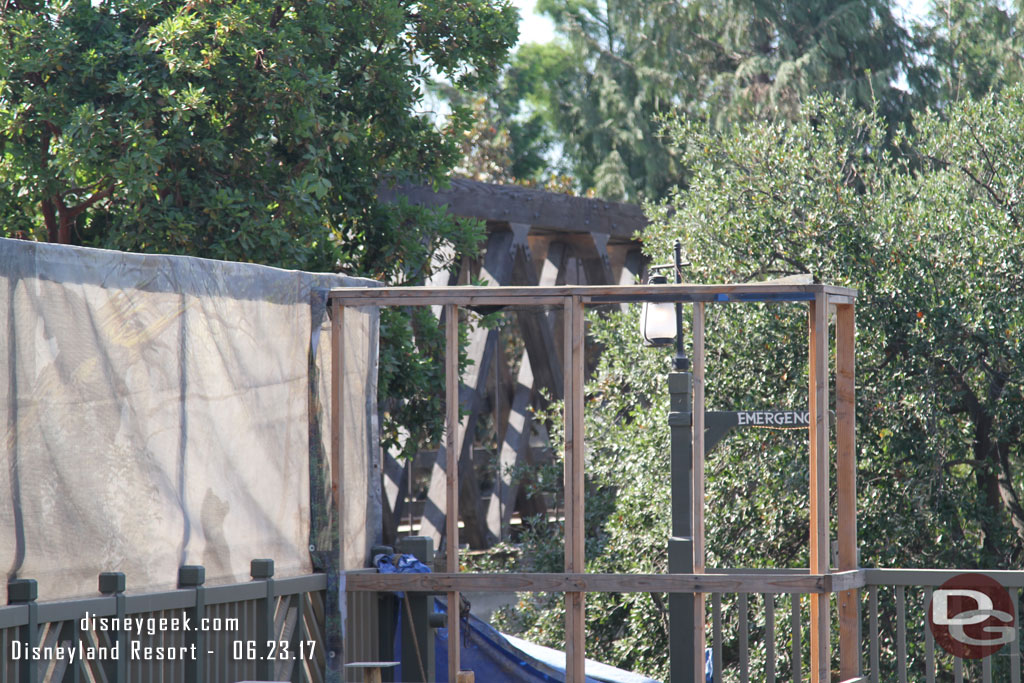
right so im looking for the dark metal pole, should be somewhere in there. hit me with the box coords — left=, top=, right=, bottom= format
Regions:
left=668, top=372, right=695, bottom=682
left=673, top=242, right=689, bottom=372
left=668, top=240, right=696, bottom=682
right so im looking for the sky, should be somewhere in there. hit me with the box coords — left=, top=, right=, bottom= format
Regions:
left=509, top=0, right=935, bottom=48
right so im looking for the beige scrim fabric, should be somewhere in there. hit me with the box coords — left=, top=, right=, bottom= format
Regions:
left=1, top=239, right=380, bottom=601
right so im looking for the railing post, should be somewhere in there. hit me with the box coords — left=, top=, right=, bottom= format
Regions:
left=179, top=565, right=206, bottom=683
left=836, top=302, right=859, bottom=679
left=8, top=578, right=38, bottom=683
left=99, top=572, right=128, bottom=683
left=808, top=296, right=830, bottom=682
left=252, top=559, right=276, bottom=681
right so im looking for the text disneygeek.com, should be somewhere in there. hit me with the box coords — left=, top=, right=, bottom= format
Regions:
left=8, top=612, right=246, bottom=663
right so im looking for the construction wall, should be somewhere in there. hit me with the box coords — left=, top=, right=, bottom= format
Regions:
left=0, top=239, right=380, bottom=601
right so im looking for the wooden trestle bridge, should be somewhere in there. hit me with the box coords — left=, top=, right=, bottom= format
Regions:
left=378, top=178, right=647, bottom=550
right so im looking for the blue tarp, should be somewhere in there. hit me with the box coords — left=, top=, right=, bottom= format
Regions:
left=378, top=553, right=662, bottom=682
left=389, top=596, right=660, bottom=683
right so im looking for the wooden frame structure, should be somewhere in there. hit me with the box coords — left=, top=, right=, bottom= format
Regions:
left=379, top=179, right=648, bottom=550
left=331, top=281, right=858, bottom=683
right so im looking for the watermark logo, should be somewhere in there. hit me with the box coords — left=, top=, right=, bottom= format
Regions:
left=928, top=573, right=1016, bottom=659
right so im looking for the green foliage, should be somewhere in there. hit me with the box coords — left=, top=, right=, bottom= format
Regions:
left=0, top=0, right=518, bottom=458
left=0, top=0, right=516, bottom=271
left=436, top=40, right=567, bottom=185
left=647, top=93, right=1024, bottom=568
left=507, top=91, right=1024, bottom=678
left=908, top=0, right=1024, bottom=108
left=490, top=0, right=912, bottom=202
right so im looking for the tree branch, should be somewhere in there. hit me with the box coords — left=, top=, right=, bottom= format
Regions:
left=67, top=183, right=116, bottom=219
left=996, top=438, right=1024, bottom=545
left=41, top=198, right=58, bottom=242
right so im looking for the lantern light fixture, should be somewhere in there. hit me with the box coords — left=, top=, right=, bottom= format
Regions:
left=641, top=275, right=676, bottom=347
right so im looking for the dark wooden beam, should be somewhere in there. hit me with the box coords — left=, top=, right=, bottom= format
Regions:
left=344, top=570, right=867, bottom=594
left=378, top=177, right=646, bottom=242
left=418, top=230, right=517, bottom=549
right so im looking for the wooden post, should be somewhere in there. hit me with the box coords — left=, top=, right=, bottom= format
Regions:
left=564, top=296, right=586, bottom=683
left=692, top=301, right=707, bottom=682
left=836, top=303, right=859, bottom=678
left=445, top=303, right=461, bottom=683
left=808, top=296, right=831, bottom=682
left=420, top=231, right=515, bottom=548
left=331, top=301, right=346, bottom=562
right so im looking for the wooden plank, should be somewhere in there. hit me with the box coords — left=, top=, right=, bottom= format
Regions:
left=923, top=587, right=935, bottom=683
left=415, top=308, right=493, bottom=547
left=868, top=587, right=879, bottom=683
left=1011, top=589, right=1019, bottom=683
left=511, top=237, right=564, bottom=396
left=836, top=302, right=859, bottom=680
left=808, top=296, right=830, bottom=683
left=381, top=452, right=408, bottom=544
left=330, top=300, right=349, bottom=676
left=614, top=247, right=643, bottom=312
left=418, top=232, right=517, bottom=548
left=445, top=303, right=461, bottom=683
left=896, top=586, right=907, bottom=683
left=564, top=232, right=615, bottom=285
left=766, top=594, right=776, bottom=683
left=378, top=177, right=647, bottom=240
left=739, top=592, right=749, bottom=683
left=331, top=301, right=344, bottom=571
left=485, top=226, right=562, bottom=540
left=485, top=355, right=533, bottom=539
left=563, top=293, right=578, bottom=683
left=564, top=295, right=586, bottom=683
left=827, top=570, right=868, bottom=592
left=693, top=301, right=707, bottom=683
left=344, top=572, right=833, bottom=593
left=862, top=568, right=1024, bottom=587
left=1012, top=588, right=1021, bottom=683
left=614, top=246, right=643, bottom=286
left=791, top=595, right=802, bottom=683
left=326, top=282, right=858, bottom=305
left=712, top=593, right=723, bottom=683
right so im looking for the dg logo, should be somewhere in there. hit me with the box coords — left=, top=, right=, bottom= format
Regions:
left=928, top=573, right=1017, bottom=659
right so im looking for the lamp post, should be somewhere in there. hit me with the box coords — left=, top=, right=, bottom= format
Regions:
left=641, top=242, right=698, bottom=682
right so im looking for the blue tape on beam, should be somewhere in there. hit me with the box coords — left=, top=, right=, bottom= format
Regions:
left=730, top=292, right=816, bottom=302
left=589, top=291, right=816, bottom=304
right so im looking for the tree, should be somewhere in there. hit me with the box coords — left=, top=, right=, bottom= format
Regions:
left=436, top=40, right=566, bottom=186
left=907, top=0, right=1024, bottom=108
left=500, top=91, right=1024, bottom=678
left=500, top=0, right=912, bottom=202
left=0, top=0, right=518, bottom=459
left=0, top=0, right=516, bottom=271
left=645, top=93, right=1024, bottom=567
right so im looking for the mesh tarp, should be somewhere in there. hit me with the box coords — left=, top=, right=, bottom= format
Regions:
left=1, top=239, right=380, bottom=602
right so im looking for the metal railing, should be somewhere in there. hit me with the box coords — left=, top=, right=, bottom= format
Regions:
left=862, top=569, right=1023, bottom=683
left=1, top=560, right=329, bottom=683
left=699, top=568, right=1023, bottom=683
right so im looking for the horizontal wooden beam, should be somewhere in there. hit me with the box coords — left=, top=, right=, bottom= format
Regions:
left=863, top=568, right=1024, bottom=587
left=328, top=283, right=858, bottom=306
left=345, top=571, right=844, bottom=594
left=828, top=569, right=866, bottom=592
left=378, top=177, right=646, bottom=241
